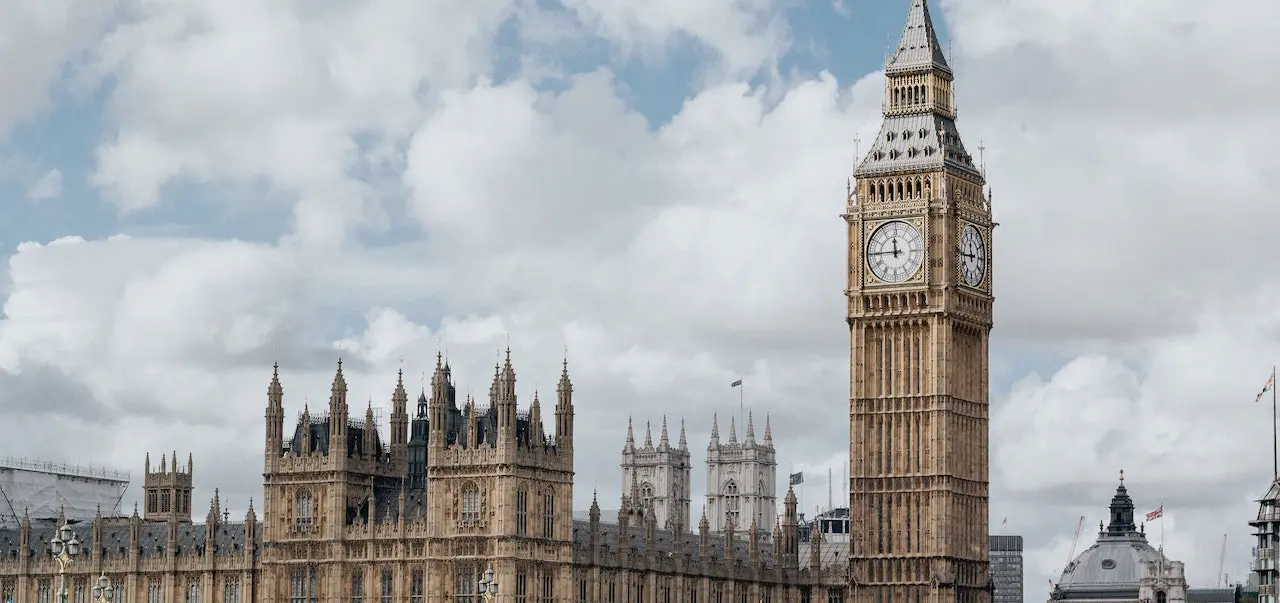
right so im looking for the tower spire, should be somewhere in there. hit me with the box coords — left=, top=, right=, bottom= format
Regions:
left=885, top=0, right=950, bottom=76
left=678, top=418, right=688, bottom=450
left=659, top=416, right=670, bottom=450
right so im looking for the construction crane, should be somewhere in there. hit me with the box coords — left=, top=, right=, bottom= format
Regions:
left=1064, top=515, right=1086, bottom=574
left=1218, top=533, right=1228, bottom=587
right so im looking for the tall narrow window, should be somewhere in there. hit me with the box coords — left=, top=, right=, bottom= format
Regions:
left=542, top=489, right=556, bottom=538
left=224, top=576, right=241, bottom=603
left=515, top=571, right=528, bottom=603
left=380, top=569, right=393, bottom=603
left=350, top=570, right=363, bottom=603
left=515, top=489, right=528, bottom=536
left=185, top=583, right=199, bottom=603
left=540, top=574, right=554, bottom=603
left=290, top=570, right=308, bottom=603
left=148, top=581, right=163, bottom=603
left=827, top=588, right=845, bottom=603
left=724, top=481, right=740, bottom=528
left=410, top=570, right=424, bottom=603
left=38, top=581, right=52, bottom=603
left=606, top=578, right=615, bottom=603
left=578, top=580, right=588, bottom=603
left=461, top=485, right=481, bottom=522
left=455, top=568, right=476, bottom=603
left=296, top=489, right=314, bottom=527
left=74, top=579, right=87, bottom=603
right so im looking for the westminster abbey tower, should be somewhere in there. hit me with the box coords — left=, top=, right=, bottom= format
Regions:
left=845, top=1, right=994, bottom=603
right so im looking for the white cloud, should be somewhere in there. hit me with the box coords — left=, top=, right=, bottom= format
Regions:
left=26, top=168, right=62, bottom=201
left=0, top=0, right=1276, bottom=600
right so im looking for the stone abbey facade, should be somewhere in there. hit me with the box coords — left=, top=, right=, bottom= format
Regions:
left=0, top=354, right=846, bottom=603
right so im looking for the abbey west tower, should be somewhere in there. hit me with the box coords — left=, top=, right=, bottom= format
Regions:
left=845, top=1, right=993, bottom=603
left=620, top=417, right=693, bottom=533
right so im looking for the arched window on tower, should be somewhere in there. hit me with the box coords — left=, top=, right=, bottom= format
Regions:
left=515, top=488, right=528, bottom=536
left=640, top=483, right=654, bottom=509
left=725, top=480, right=740, bottom=528
left=542, top=488, right=556, bottom=538
left=1156, top=592, right=1167, bottom=603
left=461, top=484, right=482, bottom=522
left=295, top=489, right=313, bottom=527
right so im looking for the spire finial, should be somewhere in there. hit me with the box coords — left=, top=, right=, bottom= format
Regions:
left=1119, top=469, right=1124, bottom=483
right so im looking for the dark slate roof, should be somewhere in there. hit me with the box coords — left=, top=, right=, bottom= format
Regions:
left=1187, top=588, right=1239, bottom=603
left=571, top=519, right=783, bottom=571
left=0, top=518, right=261, bottom=561
left=885, top=0, right=951, bottom=76
left=854, top=113, right=980, bottom=179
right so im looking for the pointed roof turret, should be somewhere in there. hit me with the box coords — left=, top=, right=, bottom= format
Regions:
left=745, top=411, right=756, bottom=443
left=728, top=416, right=738, bottom=444
left=644, top=420, right=653, bottom=449
left=885, top=0, right=951, bottom=76
left=624, top=417, right=635, bottom=453
left=332, top=358, right=347, bottom=393
left=709, top=413, right=720, bottom=448
left=268, top=362, right=283, bottom=399
left=678, top=418, right=688, bottom=450
left=1105, top=469, right=1139, bottom=536
left=658, top=416, right=670, bottom=450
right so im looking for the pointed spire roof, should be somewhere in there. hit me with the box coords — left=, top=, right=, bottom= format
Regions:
left=678, top=418, right=688, bottom=450
left=659, top=416, right=670, bottom=450
left=728, top=416, right=738, bottom=444
left=763, top=413, right=773, bottom=446
left=709, top=413, right=720, bottom=446
left=644, top=420, right=653, bottom=449
left=332, top=358, right=347, bottom=393
left=885, top=0, right=951, bottom=76
left=624, top=417, right=635, bottom=453
left=745, top=411, right=756, bottom=443
left=268, top=362, right=283, bottom=398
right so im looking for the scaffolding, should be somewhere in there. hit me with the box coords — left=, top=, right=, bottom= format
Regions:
left=0, top=457, right=130, bottom=525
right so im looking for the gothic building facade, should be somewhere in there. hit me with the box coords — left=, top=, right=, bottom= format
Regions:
left=0, top=353, right=847, bottom=603
left=619, top=418, right=693, bottom=534
left=845, top=0, right=994, bottom=602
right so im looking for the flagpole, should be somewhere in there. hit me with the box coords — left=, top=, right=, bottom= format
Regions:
left=1273, top=365, right=1277, bottom=479
left=739, top=380, right=744, bottom=436
left=1160, top=503, right=1165, bottom=550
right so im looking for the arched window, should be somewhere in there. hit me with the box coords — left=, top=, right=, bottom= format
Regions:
left=515, top=488, right=528, bottom=535
left=461, top=484, right=481, bottom=522
left=1156, top=592, right=1167, bottom=603
left=295, top=489, right=313, bottom=527
left=639, top=483, right=654, bottom=509
left=543, top=488, right=556, bottom=538
left=724, top=480, right=741, bottom=529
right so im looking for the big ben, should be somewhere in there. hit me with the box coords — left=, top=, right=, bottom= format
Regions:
left=845, top=1, right=992, bottom=603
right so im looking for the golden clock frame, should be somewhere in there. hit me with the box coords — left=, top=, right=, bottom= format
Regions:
left=861, top=216, right=928, bottom=287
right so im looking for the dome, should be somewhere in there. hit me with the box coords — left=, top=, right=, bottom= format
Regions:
left=1053, top=473, right=1169, bottom=599
left=1057, top=533, right=1164, bottom=590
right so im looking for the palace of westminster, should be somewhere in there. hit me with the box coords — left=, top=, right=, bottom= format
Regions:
left=0, top=1, right=1002, bottom=602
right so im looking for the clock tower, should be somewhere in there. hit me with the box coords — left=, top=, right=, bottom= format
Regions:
left=845, top=1, right=993, bottom=603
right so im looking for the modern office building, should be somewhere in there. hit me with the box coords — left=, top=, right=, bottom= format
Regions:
left=990, top=535, right=1024, bottom=603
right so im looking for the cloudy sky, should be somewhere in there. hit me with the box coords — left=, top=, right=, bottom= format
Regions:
left=1, top=0, right=1278, bottom=596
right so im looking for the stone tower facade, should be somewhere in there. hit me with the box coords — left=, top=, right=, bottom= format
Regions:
left=705, top=412, right=777, bottom=533
left=142, top=450, right=194, bottom=523
left=620, top=417, right=693, bottom=533
left=845, top=1, right=993, bottom=602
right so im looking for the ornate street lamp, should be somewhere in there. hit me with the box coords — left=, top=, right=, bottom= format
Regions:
left=49, top=523, right=82, bottom=603
left=478, top=567, right=498, bottom=601
left=92, top=573, right=114, bottom=603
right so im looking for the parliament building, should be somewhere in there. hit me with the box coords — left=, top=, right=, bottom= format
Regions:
left=0, top=1, right=994, bottom=602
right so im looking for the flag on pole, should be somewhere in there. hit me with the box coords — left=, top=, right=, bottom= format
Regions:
left=730, top=379, right=743, bottom=388
left=789, top=471, right=804, bottom=486
left=1145, top=506, right=1163, bottom=521
left=1258, top=373, right=1275, bottom=403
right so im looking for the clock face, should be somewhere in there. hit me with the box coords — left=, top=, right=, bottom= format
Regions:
left=958, top=223, right=986, bottom=287
left=866, top=220, right=925, bottom=283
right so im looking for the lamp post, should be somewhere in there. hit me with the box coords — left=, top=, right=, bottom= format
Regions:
left=91, top=574, right=114, bottom=603
left=49, top=523, right=82, bottom=603
left=478, top=567, right=498, bottom=602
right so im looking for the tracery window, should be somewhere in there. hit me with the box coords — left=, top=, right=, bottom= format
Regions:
left=515, top=489, right=528, bottom=536
left=296, top=489, right=314, bottom=527
left=515, top=571, right=528, bottom=603
left=724, top=480, right=740, bottom=528
left=827, top=588, right=845, bottom=603
left=186, top=583, right=200, bottom=603
left=74, top=578, right=87, bottom=603
left=454, top=567, right=476, bottom=603
left=148, top=581, right=163, bottom=603
left=224, top=576, right=241, bottom=603
left=542, top=489, right=556, bottom=538
left=148, top=491, right=158, bottom=515
left=410, top=570, right=424, bottom=603
left=290, top=570, right=308, bottom=603
left=350, top=570, right=363, bottom=603
left=161, top=491, right=171, bottom=513
left=380, top=569, right=393, bottom=603
left=461, top=485, right=481, bottom=522
left=1157, top=592, right=1167, bottom=603
left=38, top=581, right=51, bottom=603
left=639, top=483, right=654, bottom=509
left=540, top=574, right=554, bottom=603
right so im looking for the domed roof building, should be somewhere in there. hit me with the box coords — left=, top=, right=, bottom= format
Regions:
left=1049, top=473, right=1235, bottom=603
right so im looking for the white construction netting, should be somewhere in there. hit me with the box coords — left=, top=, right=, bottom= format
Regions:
left=0, top=458, right=130, bottom=525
